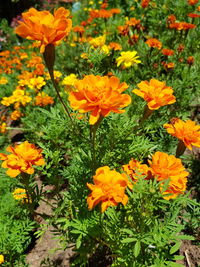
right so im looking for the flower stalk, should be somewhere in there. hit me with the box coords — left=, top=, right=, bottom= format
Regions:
left=43, top=44, right=72, bottom=121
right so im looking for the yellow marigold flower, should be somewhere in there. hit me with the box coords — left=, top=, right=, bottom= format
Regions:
left=145, top=38, right=162, bottom=49
left=148, top=151, right=188, bottom=200
left=62, top=74, right=78, bottom=92
left=68, top=75, right=131, bottom=125
left=87, top=166, right=132, bottom=212
left=0, top=122, right=7, bottom=133
left=15, top=7, right=72, bottom=53
left=0, top=77, right=8, bottom=84
left=132, top=79, right=176, bottom=110
left=13, top=188, right=28, bottom=202
left=164, top=119, right=200, bottom=150
left=80, top=53, right=89, bottom=59
left=45, top=70, right=62, bottom=80
left=0, top=141, right=45, bottom=178
left=89, top=34, right=106, bottom=48
left=101, top=44, right=110, bottom=55
left=10, top=110, right=22, bottom=121
left=28, top=76, right=46, bottom=91
left=0, top=255, right=4, bottom=264
left=116, top=51, right=141, bottom=68
left=35, top=92, right=54, bottom=106
left=123, top=158, right=151, bottom=182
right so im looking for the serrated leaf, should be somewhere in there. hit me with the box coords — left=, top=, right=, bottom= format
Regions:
left=121, top=229, right=134, bottom=235
left=134, top=240, right=141, bottom=257
left=170, top=241, right=181, bottom=255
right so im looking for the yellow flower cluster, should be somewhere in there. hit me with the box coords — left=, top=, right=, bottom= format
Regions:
left=0, top=77, right=8, bottom=85
left=1, top=89, right=31, bottom=107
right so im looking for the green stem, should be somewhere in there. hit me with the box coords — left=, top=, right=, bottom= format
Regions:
left=43, top=44, right=72, bottom=121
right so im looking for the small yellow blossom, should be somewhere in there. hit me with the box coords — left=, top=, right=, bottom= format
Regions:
left=81, top=53, right=89, bottom=59
left=13, top=188, right=28, bottom=202
left=0, top=122, right=7, bottom=133
left=45, top=71, right=62, bottom=80
left=89, top=35, right=106, bottom=48
left=0, top=77, right=8, bottom=85
left=116, top=51, right=141, bottom=68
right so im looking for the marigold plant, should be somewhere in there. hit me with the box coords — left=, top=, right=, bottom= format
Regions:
left=145, top=38, right=162, bottom=49
left=87, top=166, right=132, bottom=212
left=15, top=7, right=72, bottom=53
left=149, top=151, right=188, bottom=200
left=132, top=79, right=176, bottom=110
left=164, top=119, right=200, bottom=150
left=68, top=75, right=131, bottom=125
left=0, top=141, right=45, bottom=177
left=13, top=188, right=28, bottom=202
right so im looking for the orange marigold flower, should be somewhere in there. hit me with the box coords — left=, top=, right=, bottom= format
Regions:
left=73, top=25, right=85, bottom=34
left=110, top=8, right=121, bottom=14
left=188, top=0, right=198, bottom=5
left=118, top=25, right=129, bottom=36
left=126, top=17, right=141, bottom=27
left=145, top=38, right=162, bottom=50
left=163, top=119, right=200, bottom=150
left=162, top=62, right=175, bottom=70
left=188, top=13, right=200, bottom=17
left=10, top=110, right=22, bottom=121
left=167, top=14, right=176, bottom=24
left=149, top=152, right=188, bottom=200
left=177, top=44, right=185, bottom=52
left=87, top=166, right=132, bottom=212
left=15, top=7, right=72, bottom=53
left=141, top=0, right=151, bottom=8
left=132, top=79, right=176, bottom=110
left=109, top=42, right=122, bottom=51
left=35, top=92, right=54, bottom=106
left=0, top=141, right=45, bottom=177
left=123, top=159, right=151, bottom=183
left=187, top=56, right=195, bottom=65
left=161, top=48, right=174, bottom=56
left=68, top=75, right=131, bottom=125
left=169, top=22, right=196, bottom=30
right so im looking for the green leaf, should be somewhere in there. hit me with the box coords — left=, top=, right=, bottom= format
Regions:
left=176, top=235, right=195, bottom=241
left=121, top=237, right=137, bottom=243
left=165, top=262, right=184, bottom=267
left=170, top=241, right=181, bottom=255
left=172, top=255, right=184, bottom=260
left=121, top=229, right=134, bottom=235
left=134, top=240, right=141, bottom=257
left=76, top=235, right=82, bottom=249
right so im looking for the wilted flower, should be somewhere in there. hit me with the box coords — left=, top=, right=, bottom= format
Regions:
left=187, top=56, right=195, bottom=65
left=87, top=166, right=132, bottom=212
left=116, top=51, right=141, bottom=68
left=15, top=7, right=72, bottom=53
left=145, top=38, right=162, bottom=50
left=68, top=75, right=131, bottom=124
left=132, top=79, right=176, bottom=110
left=0, top=141, right=45, bottom=177
left=164, top=118, right=200, bottom=150
left=149, top=151, right=188, bottom=200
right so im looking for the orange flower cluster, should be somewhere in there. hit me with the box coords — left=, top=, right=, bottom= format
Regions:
left=188, top=13, right=200, bottom=18
left=123, top=159, right=151, bottom=183
left=89, top=8, right=120, bottom=20
left=145, top=38, right=162, bottom=50
left=109, top=42, right=122, bottom=51
left=73, top=25, right=85, bottom=35
left=68, top=75, right=131, bottom=125
left=0, top=141, right=45, bottom=177
left=35, top=92, right=54, bottom=107
left=164, top=118, right=200, bottom=150
left=169, top=22, right=196, bottom=30
left=87, top=166, right=132, bottom=212
left=15, top=7, right=72, bottom=53
left=148, top=152, right=188, bottom=200
left=132, top=79, right=176, bottom=110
